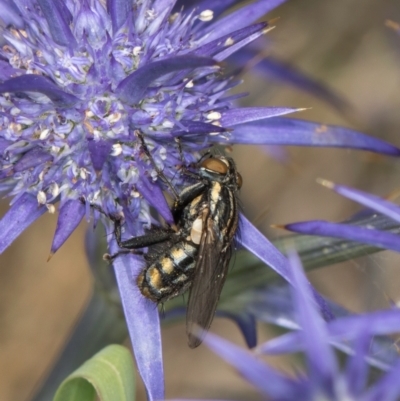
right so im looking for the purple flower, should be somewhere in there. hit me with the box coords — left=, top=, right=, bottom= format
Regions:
left=202, top=252, right=400, bottom=401
left=1, top=1, right=400, bottom=399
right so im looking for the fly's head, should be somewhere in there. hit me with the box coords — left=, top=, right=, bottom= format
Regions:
left=198, top=156, right=242, bottom=191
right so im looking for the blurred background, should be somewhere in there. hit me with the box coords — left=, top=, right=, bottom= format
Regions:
left=2, top=0, right=400, bottom=400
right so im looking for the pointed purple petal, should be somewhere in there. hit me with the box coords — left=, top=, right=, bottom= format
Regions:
left=50, top=200, right=85, bottom=254
left=1, top=0, right=24, bottom=27
left=175, top=0, right=237, bottom=18
left=106, top=0, right=132, bottom=32
left=261, top=309, right=400, bottom=356
left=203, top=0, right=286, bottom=42
left=230, top=52, right=350, bottom=114
left=364, top=360, right=400, bottom=401
left=321, top=181, right=400, bottom=224
left=287, top=252, right=338, bottom=394
left=284, top=220, right=400, bottom=253
left=117, top=56, right=216, bottom=105
left=216, top=310, right=257, bottom=348
left=0, top=60, right=21, bottom=81
left=258, top=330, right=299, bottom=355
left=37, top=0, right=76, bottom=48
left=0, top=193, right=47, bottom=253
left=227, top=118, right=400, bottom=156
left=221, top=107, right=302, bottom=126
left=214, top=25, right=270, bottom=62
left=239, top=217, right=335, bottom=322
left=136, top=176, right=174, bottom=224
left=345, top=327, right=370, bottom=397
left=109, top=240, right=164, bottom=401
left=327, top=309, right=400, bottom=341
left=0, top=138, right=12, bottom=153
left=152, top=0, right=177, bottom=15
left=203, top=331, right=303, bottom=399
left=238, top=214, right=291, bottom=282
left=171, top=120, right=226, bottom=137
left=195, top=22, right=268, bottom=58
left=87, top=139, right=112, bottom=171
left=0, top=75, right=80, bottom=107
left=249, top=285, right=298, bottom=330
left=13, top=147, right=53, bottom=172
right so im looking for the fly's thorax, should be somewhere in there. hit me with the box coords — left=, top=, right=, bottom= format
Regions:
left=198, top=156, right=242, bottom=192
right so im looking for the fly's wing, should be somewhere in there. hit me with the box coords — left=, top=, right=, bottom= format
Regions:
left=186, top=208, right=233, bottom=348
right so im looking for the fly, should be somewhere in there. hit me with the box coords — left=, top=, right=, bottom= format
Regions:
left=111, top=154, right=242, bottom=348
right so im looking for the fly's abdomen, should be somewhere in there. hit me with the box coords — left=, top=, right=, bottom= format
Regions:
left=137, top=240, right=198, bottom=303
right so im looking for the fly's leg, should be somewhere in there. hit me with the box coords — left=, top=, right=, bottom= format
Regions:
left=79, top=197, right=175, bottom=261
left=113, top=218, right=174, bottom=249
left=105, top=216, right=176, bottom=261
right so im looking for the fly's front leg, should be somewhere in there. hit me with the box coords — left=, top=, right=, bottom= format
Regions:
left=114, top=218, right=174, bottom=250
left=106, top=217, right=176, bottom=262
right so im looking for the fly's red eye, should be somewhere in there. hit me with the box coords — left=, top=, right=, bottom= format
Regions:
left=236, top=173, right=243, bottom=189
left=200, top=158, right=228, bottom=174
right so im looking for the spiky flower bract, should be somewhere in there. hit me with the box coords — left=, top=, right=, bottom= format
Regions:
left=2, top=0, right=400, bottom=399
left=202, top=252, right=400, bottom=401
left=284, top=181, right=400, bottom=253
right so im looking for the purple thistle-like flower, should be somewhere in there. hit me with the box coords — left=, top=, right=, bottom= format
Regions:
left=201, top=252, right=400, bottom=401
left=2, top=0, right=400, bottom=399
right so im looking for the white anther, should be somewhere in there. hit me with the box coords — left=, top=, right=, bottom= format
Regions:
left=46, top=204, right=56, bottom=214
left=111, top=143, right=123, bottom=156
left=37, top=191, right=47, bottom=204
left=80, top=168, right=89, bottom=180
left=162, top=120, right=174, bottom=128
left=106, top=112, right=122, bottom=124
left=159, top=147, right=167, bottom=160
left=206, top=111, right=221, bottom=120
left=93, top=129, right=101, bottom=140
left=133, top=46, right=142, bottom=56
left=39, top=129, right=50, bottom=140
left=48, top=182, right=60, bottom=197
left=150, top=170, right=158, bottom=180
left=146, top=9, right=156, bottom=20
left=199, top=9, right=213, bottom=22
left=10, top=107, right=20, bottom=116
left=92, top=190, right=100, bottom=201
left=224, top=37, right=234, bottom=46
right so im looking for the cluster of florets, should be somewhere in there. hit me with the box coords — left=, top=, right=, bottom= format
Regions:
left=0, top=1, right=237, bottom=233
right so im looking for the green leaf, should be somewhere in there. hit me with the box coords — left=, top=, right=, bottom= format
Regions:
left=53, top=345, right=135, bottom=401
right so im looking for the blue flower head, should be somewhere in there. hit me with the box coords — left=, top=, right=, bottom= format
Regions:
left=2, top=0, right=400, bottom=399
